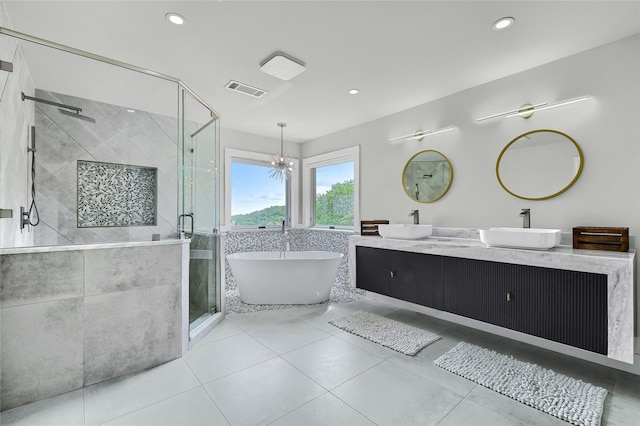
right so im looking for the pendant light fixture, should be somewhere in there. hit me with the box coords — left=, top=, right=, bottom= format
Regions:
left=270, top=122, right=294, bottom=181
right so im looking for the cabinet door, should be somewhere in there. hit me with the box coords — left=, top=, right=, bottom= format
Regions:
left=356, top=246, right=392, bottom=295
left=355, top=246, right=443, bottom=309
left=384, top=249, right=427, bottom=306
left=443, top=257, right=608, bottom=355
left=387, top=250, right=443, bottom=309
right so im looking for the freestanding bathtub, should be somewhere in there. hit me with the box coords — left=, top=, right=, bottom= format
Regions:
left=226, top=251, right=344, bottom=304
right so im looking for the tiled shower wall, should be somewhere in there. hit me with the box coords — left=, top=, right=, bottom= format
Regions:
left=0, top=242, right=183, bottom=411
left=0, top=11, right=35, bottom=248
left=32, top=89, right=179, bottom=246
left=224, top=229, right=353, bottom=290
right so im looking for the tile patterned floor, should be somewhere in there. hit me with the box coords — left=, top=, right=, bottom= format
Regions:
left=2, top=298, right=639, bottom=425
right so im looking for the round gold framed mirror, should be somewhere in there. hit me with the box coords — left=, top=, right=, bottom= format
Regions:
left=402, top=150, right=453, bottom=203
left=496, top=129, right=583, bottom=200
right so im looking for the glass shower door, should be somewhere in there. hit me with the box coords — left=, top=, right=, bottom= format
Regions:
left=179, top=88, right=221, bottom=338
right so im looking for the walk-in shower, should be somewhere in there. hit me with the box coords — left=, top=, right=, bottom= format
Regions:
left=0, top=25, right=222, bottom=409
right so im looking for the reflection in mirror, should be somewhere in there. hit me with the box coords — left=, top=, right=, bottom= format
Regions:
left=497, top=129, right=583, bottom=200
left=402, top=150, right=453, bottom=203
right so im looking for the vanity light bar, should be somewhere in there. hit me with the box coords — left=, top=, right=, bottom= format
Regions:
left=476, top=96, right=591, bottom=122
left=503, top=96, right=590, bottom=118
left=475, top=103, right=547, bottom=122
left=388, top=126, right=455, bottom=143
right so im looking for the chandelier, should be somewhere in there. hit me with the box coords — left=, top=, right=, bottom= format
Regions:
left=269, top=122, right=294, bottom=181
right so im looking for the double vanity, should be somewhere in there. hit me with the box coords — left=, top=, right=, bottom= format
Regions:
left=357, top=129, right=636, bottom=368
left=349, top=227, right=635, bottom=366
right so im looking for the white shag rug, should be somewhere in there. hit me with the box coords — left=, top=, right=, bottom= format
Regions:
left=434, top=342, right=608, bottom=426
left=329, top=311, right=440, bottom=355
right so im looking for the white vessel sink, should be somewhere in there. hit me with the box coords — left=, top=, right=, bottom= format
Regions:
left=378, top=224, right=433, bottom=240
left=479, top=227, right=562, bottom=250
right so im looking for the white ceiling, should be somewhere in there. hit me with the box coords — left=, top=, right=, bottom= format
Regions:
left=3, top=1, right=640, bottom=142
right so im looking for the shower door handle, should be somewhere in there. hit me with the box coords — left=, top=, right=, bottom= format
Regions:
left=179, top=213, right=194, bottom=238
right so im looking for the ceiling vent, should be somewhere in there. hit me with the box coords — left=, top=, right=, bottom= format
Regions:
left=224, top=80, right=268, bottom=98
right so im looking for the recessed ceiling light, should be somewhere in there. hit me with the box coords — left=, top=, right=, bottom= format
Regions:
left=349, top=89, right=359, bottom=95
left=126, top=109, right=136, bottom=113
left=166, top=13, right=185, bottom=25
left=493, top=17, right=515, bottom=30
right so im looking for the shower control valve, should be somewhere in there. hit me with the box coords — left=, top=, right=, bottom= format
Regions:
left=20, top=206, right=30, bottom=230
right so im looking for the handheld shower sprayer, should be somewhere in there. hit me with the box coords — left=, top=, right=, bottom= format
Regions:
left=21, top=126, right=39, bottom=230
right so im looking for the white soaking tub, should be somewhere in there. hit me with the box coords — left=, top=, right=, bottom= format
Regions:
left=226, top=251, right=343, bottom=304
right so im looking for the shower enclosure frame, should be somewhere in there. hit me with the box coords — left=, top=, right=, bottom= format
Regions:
left=0, top=26, right=223, bottom=343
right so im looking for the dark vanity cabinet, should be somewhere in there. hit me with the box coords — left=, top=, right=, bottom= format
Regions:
left=355, top=245, right=609, bottom=356
left=441, top=257, right=608, bottom=355
left=355, top=246, right=443, bottom=309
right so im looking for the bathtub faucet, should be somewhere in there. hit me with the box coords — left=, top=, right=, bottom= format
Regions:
left=281, top=220, right=291, bottom=254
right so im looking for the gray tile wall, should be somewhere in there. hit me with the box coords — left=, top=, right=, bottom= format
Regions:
left=1, top=298, right=84, bottom=411
left=0, top=243, right=183, bottom=411
left=32, top=90, right=179, bottom=246
left=0, top=251, right=83, bottom=307
left=0, top=27, right=35, bottom=248
left=83, top=285, right=181, bottom=386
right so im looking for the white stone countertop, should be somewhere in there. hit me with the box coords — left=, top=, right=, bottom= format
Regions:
left=350, top=235, right=635, bottom=275
left=349, top=229, right=636, bottom=364
left=0, top=238, right=189, bottom=255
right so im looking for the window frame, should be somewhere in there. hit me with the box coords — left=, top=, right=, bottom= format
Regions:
left=302, top=146, right=360, bottom=231
left=224, top=148, right=299, bottom=229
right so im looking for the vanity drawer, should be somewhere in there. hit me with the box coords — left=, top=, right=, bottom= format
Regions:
left=442, top=257, right=608, bottom=355
left=355, top=246, right=443, bottom=309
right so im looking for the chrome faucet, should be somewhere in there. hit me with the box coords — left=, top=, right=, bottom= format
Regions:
left=281, top=220, right=291, bottom=255
left=409, top=209, right=419, bottom=225
left=520, top=208, right=531, bottom=228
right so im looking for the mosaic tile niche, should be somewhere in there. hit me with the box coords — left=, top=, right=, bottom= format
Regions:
left=77, top=160, right=157, bottom=227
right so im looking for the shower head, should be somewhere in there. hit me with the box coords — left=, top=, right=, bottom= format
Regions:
left=57, top=108, right=96, bottom=123
left=21, top=92, right=97, bottom=124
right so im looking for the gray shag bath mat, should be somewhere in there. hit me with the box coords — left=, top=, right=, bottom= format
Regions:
left=329, top=311, right=440, bottom=355
left=434, top=342, right=608, bottom=426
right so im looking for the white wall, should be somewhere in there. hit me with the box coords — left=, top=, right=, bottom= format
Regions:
left=301, top=35, right=640, bottom=342
left=302, top=35, right=639, bottom=231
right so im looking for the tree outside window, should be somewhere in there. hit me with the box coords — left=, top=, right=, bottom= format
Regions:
left=314, top=161, right=354, bottom=227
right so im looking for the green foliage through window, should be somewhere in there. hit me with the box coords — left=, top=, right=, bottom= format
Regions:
left=316, top=179, right=354, bottom=226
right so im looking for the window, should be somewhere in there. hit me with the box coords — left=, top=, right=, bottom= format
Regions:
left=303, top=146, right=359, bottom=230
left=314, top=162, right=354, bottom=227
left=225, top=149, right=298, bottom=228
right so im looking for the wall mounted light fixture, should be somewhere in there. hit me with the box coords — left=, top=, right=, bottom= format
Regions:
left=388, top=126, right=455, bottom=143
left=475, top=96, right=590, bottom=123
